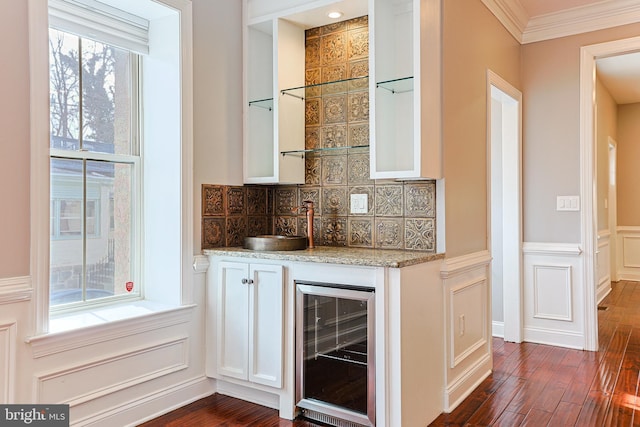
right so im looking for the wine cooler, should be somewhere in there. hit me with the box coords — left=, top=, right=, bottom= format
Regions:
left=295, top=281, right=375, bottom=427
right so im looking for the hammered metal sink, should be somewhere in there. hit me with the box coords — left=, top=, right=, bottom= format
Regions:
left=244, top=235, right=307, bottom=251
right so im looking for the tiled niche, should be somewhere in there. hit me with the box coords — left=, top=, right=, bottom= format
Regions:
left=201, top=16, right=436, bottom=252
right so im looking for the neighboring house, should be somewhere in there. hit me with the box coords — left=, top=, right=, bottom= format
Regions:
left=1, top=0, right=639, bottom=425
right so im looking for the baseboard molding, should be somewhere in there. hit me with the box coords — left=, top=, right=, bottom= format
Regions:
left=597, top=279, right=612, bottom=304
left=617, top=273, right=640, bottom=282
left=72, top=376, right=214, bottom=427
left=443, top=353, right=492, bottom=412
left=216, top=380, right=280, bottom=410
left=492, top=321, right=504, bottom=338
left=523, top=327, right=583, bottom=350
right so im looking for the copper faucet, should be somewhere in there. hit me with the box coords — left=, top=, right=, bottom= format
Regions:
left=293, top=200, right=315, bottom=249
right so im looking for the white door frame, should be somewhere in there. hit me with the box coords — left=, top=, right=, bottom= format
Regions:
left=580, top=36, right=640, bottom=351
left=608, top=138, right=618, bottom=282
left=487, top=70, right=523, bottom=343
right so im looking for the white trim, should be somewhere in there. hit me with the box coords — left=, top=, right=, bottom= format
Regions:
left=0, top=276, right=33, bottom=305
left=440, top=250, right=491, bottom=279
left=579, top=37, right=640, bottom=352
left=532, top=264, right=573, bottom=322
left=443, top=353, right=492, bottom=412
left=0, top=322, right=17, bottom=403
left=492, top=321, right=504, bottom=338
left=523, top=0, right=640, bottom=44
left=480, top=0, right=527, bottom=43
left=216, top=380, right=280, bottom=410
left=26, top=304, right=195, bottom=358
left=522, top=242, right=583, bottom=256
left=28, top=0, right=52, bottom=335
left=522, top=326, right=584, bottom=350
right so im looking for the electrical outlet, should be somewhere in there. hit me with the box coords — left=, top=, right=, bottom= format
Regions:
left=350, top=194, right=368, bottom=214
left=459, top=314, right=465, bottom=336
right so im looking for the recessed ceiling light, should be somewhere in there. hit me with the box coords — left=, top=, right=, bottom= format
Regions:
left=327, top=11, right=343, bottom=19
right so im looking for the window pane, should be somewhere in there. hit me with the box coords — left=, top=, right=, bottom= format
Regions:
left=49, top=29, right=80, bottom=150
left=50, top=158, right=84, bottom=306
left=81, top=39, right=132, bottom=155
left=85, top=161, right=136, bottom=300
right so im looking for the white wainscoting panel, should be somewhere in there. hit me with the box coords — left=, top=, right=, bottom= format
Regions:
left=0, top=321, right=17, bottom=403
left=618, top=227, right=640, bottom=281
left=597, top=231, right=612, bottom=303
left=441, top=251, right=492, bottom=411
left=532, top=264, right=572, bottom=321
left=35, top=337, right=189, bottom=405
left=523, top=243, right=584, bottom=349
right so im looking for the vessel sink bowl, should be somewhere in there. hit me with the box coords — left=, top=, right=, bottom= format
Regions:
left=244, top=235, right=307, bottom=251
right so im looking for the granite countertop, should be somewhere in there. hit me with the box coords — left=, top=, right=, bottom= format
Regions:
left=202, top=246, right=444, bottom=268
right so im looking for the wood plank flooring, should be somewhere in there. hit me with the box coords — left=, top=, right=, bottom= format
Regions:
left=140, top=280, right=640, bottom=427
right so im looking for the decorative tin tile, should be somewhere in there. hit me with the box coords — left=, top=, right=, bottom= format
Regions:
left=298, top=216, right=322, bottom=246
left=321, top=124, right=347, bottom=149
left=299, top=187, right=321, bottom=212
left=306, top=126, right=321, bottom=150
left=348, top=153, right=372, bottom=185
left=375, top=218, right=404, bottom=249
left=226, top=216, right=247, bottom=247
left=247, top=216, right=269, bottom=237
left=322, top=187, right=348, bottom=215
left=275, top=216, right=298, bottom=236
left=348, top=217, right=373, bottom=248
left=348, top=124, right=369, bottom=147
left=305, top=98, right=321, bottom=126
left=321, top=21, right=347, bottom=35
left=348, top=28, right=369, bottom=61
left=322, top=65, right=347, bottom=95
left=375, top=185, right=403, bottom=216
left=348, top=91, right=369, bottom=123
left=305, top=37, right=321, bottom=68
left=266, top=187, right=274, bottom=215
left=275, top=187, right=298, bottom=215
left=323, top=95, right=347, bottom=124
left=348, top=15, right=368, bottom=30
left=306, top=27, right=321, bottom=39
left=405, top=218, right=435, bottom=251
left=226, top=186, right=246, bottom=216
left=404, top=182, right=436, bottom=218
left=348, top=60, right=369, bottom=91
left=321, top=33, right=347, bottom=66
left=202, top=217, right=225, bottom=248
left=322, top=217, right=347, bottom=246
left=322, top=155, right=347, bottom=185
left=246, top=186, right=267, bottom=215
left=305, top=68, right=322, bottom=98
left=348, top=185, right=374, bottom=216
left=305, top=156, right=321, bottom=185
left=202, top=184, right=224, bottom=216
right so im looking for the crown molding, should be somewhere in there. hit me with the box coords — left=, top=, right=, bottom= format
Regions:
left=523, top=0, right=640, bottom=44
left=480, top=0, right=528, bottom=43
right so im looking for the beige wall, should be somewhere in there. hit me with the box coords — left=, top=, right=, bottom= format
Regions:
left=617, top=102, right=640, bottom=226
left=595, top=77, right=617, bottom=231
left=522, top=23, right=640, bottom=243
left=442, top=0, right=521, bottom=258
left=0, top=1, right=30, bottom=278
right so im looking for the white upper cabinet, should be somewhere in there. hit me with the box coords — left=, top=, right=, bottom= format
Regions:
left=244, top=17, right=306, bottom=184
left=369, top=0, right=442, bottom=179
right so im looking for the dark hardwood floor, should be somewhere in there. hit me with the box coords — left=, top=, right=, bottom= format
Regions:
left=140, top=280, right=640, bottom=427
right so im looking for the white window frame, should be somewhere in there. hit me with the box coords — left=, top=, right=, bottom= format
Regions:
left=28, top=0, right=194, bottom=336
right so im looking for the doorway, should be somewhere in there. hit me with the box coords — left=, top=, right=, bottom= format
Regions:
left=487, top=70, right=523, bottom=343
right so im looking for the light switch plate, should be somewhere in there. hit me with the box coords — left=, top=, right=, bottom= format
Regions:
left=557, top=195, right=580, bottom=211
left=350, top=194, right=368, bottom=214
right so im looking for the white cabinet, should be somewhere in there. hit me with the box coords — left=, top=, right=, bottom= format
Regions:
left=369, top=0, right=442, bottom=179
left=243, top=15, right=305, bottom=184
left=216, top=261, right=284, bottom=388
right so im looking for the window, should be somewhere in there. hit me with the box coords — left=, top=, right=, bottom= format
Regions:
left=48, top=28, right=140, bottom=309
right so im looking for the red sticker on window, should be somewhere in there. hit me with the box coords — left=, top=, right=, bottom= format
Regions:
left=126, top=281, right=134, bottom=292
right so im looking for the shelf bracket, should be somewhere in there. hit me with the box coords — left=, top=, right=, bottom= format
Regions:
left=281, top=152, right=304, bottom=158
left=249, top=103, right=272, bottom=111
left=376, top=84, right=412, bottom=94
left=281, top=91, right=304, bottom=101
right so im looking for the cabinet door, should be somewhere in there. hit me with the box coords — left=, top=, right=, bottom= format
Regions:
left=217, top=261, right=250, bottom=380
left=248, top=263, right=284, bottom=387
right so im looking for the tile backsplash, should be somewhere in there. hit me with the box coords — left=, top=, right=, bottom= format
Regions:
left=202, top=16, right=436, bottom=252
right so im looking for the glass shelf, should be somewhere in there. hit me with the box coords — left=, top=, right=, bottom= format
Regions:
left=281, top=144, right=369, bottom=157
left=248, top=98, right=274, bottom=111
left=376, top=76, right=414, bottom=94
left=280, top=76, right=369, bottom=100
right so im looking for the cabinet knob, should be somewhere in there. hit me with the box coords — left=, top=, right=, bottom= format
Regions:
left=241, top=278, right=254, bottom=285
